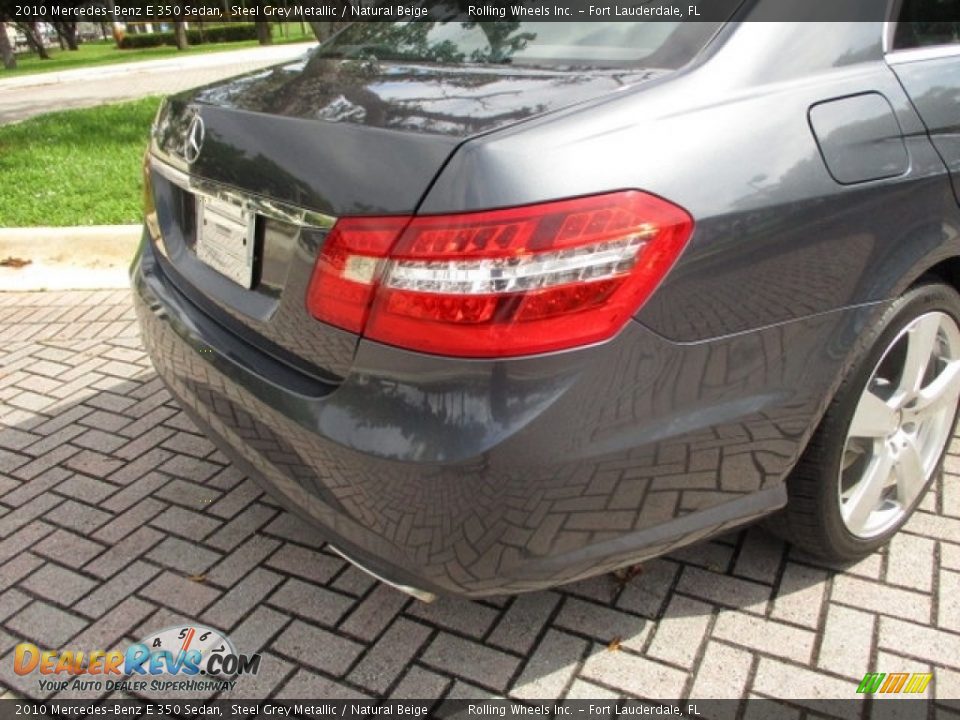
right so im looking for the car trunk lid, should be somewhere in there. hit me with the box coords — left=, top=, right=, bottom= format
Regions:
left=146, top=53, right=666, bottom=382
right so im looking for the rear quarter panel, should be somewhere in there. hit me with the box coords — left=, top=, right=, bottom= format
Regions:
left=421, top=21, right=960, bottom=342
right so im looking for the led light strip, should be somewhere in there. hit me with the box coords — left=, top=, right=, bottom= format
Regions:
left=382, top=233, right=651, bottom=295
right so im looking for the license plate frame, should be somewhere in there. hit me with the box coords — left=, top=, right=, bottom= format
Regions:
left=196, top=195, right=256, bottom=289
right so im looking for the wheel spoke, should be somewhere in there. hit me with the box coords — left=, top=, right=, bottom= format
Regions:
left=913, top=359, right=960, bottom=416
left=849, top=390, right=899, bottom=438
left=842, top=450, right=893, bottom=535
left=894, top=436, right=926, bottom=508
left=898, top=314, right=941, bottom=396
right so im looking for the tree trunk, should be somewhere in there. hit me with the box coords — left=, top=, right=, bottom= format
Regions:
left=0, top=23, right=17, bottom=70
left=53, top=22, right=79, bottom=51
left=173, top=21, right=188, bottom=50
left=16, top=23, right=50, bottom=60
left=102, top=0, right=124, bottom=46
left=308, top=22, right=334, bottom=42
left=255, top=20, right=272, bottom=45
left=65, top=23, right=78, bottom=50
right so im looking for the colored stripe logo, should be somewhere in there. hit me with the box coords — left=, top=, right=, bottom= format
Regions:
left=857, top=672, right=932, bottom=694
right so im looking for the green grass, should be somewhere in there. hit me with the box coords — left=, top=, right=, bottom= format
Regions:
left=0, top=98, right=160, bottom=227
left=2, top=26, right=314, bottom=78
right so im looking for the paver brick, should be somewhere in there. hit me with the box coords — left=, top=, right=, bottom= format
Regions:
left=54, top=471, right=121, bottom=503
left=510, top=629, right=587, bottom=700
left=68, top=596, right=155, bottom=651
left=831, top=574, right=931, bottom=623
left=74, top=561, right=161, bottom=618
left=338, top=584, right=409, bottom=643
left=205, top=503, right=276, bottom=551
left=732, top=529, right=784, bottom=584
left=389, top=666, right=451, bottom=700
left=267, top=576, right=353, bottom=627
left=146, top=535, right=220, bottom=575
left=421, top=632, right=521, bottom=692
left=0, top=553, right=44, bottom=592
left=229, top=606, right=290, bottom=654
left=0, top=590, right=30, bottom=624
left=43, top=499, right=111, bottom=534
left=33, top=528, right=104, bottom=567
left=348, top=618, right=432, bottom=694
left=646, top=594, right=713, bottom=669
left=207, top=535, right=281, bottom=587
left=488, top=592, right=562, bottom=655
left=712, top=609, right=816, bottom=664
left=937, top=569, right=960, bottom=633
left=770, top=562, right=828, bottom=629
left=19, top=563, right=97, bottom=605
left=407, top=595, right=500, bottom=640
left=265, top=543, right=344, bottom=585
left=272, top=620, right=363, bottom=676
left=580, top=643, right=687, bottom=698
left=0, top=490, right=65, bottom=535
left=83, top=525, right=161, bottom=579
left=140, top=571, right=220, bottom=616
left=752, top=660, right=859, bottom=720
left=878, top=617, right=960, bottom=670
left=6, top=601, right=87, bottom=648
left=92, top=498, right=165, bottom=544
left=689, top=641, right=753, bottom=701
left=555, top=597, right=651, bottom=653
left=0, top=523, right=55, bottom=566
left=676, top=566, right=770, bottom=614
left=149, top=504, right=220, bottom=542
left=816, top=604, right=874, bottom=679
left=153, top=478, right=222, bottom=509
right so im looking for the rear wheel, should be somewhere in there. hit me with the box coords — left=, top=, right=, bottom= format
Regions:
left=778, top=281, right=960, bottom=560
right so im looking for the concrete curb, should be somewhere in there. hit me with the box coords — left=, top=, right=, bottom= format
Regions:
left=0, top=42, right=314, bottom=90
left=0, top=225, right=141, bottom=292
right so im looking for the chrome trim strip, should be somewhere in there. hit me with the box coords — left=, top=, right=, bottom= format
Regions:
left=327, top=545, right=438, bottom=603
left=882, top=19, right=895, bottom=55
left=886, top=43, right=960, bottom=65
left=149, top=155, right=336, bottom=230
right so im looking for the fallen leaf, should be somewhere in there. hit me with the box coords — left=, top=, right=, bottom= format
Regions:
left=187, top=574, right=207, bottom=583
left=612, top=563, right=644, bottom=584
left=607, top=637, right=622, bottom=652
left=0, top=257, right=31, bottom=268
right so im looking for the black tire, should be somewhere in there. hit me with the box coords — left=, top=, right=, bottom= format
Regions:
left=773, top=280, right=960, bottom=561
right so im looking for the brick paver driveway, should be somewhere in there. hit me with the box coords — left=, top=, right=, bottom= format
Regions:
left=0, top=290, right=958, bottom=708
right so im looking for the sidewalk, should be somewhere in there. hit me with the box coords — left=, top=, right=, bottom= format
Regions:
left=0, top=43, right=314, bottom=90
left=0, top=226, right=140, bottom=292
left=0, top=43, right=314, bottom=125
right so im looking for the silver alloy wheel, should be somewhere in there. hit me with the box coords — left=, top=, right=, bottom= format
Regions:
left=840, top=311, right=960, bottom=538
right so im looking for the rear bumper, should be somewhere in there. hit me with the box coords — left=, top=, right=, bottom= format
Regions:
left=132, top=231, right=868, bottom=597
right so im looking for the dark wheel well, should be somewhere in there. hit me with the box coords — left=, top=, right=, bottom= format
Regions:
left=922, top=257, right=960, bottom=294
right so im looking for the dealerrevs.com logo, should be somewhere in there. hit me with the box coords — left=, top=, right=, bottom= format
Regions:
left=14, top=625, right=260, bottom=693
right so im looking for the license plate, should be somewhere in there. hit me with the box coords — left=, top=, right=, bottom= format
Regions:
left=196, top=196, right=255, bottom=288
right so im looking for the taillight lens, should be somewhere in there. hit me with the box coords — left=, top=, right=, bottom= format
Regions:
left=305, top=217, right=409, bottom=333
left=307, top=191, right=692, bottom=358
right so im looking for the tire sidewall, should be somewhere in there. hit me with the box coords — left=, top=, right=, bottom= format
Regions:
left=816, top=281, right=960, bottom=557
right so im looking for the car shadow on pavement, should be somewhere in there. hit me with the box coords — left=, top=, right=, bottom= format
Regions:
left=0, top=328, right=932, bottom=706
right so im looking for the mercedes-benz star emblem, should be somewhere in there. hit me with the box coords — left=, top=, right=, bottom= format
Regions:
left=183, top=114, right=205, bottom=164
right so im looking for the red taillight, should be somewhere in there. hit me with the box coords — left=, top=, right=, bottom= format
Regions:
left=305, top=216, right=409, bottom=333
left=307, top=191, right=693, bottom=357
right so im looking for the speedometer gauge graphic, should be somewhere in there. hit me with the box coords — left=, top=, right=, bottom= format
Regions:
left=137, top=625, right=237, bottom=677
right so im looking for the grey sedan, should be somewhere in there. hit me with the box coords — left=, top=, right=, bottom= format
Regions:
left=134, top=9, right=960, bottom=598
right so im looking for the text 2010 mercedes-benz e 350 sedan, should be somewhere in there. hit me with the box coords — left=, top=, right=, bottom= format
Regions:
left=133, top=11, right=960, bottom=598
